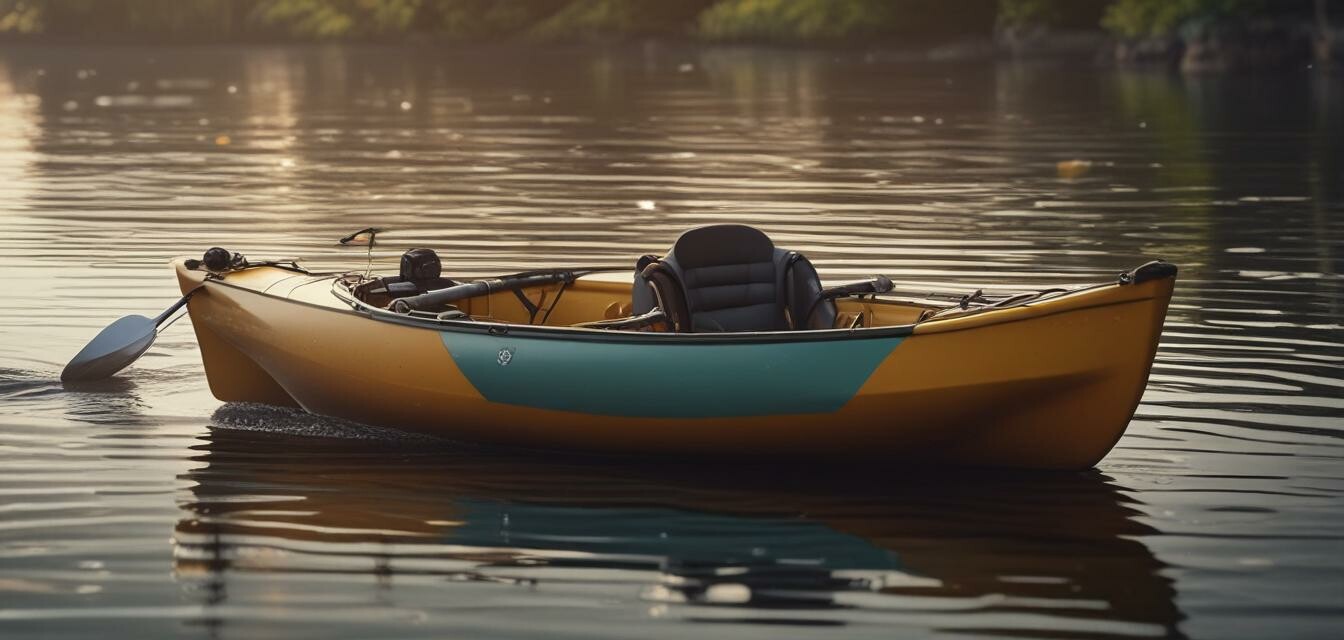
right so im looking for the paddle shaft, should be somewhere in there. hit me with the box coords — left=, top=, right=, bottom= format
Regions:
left=152, top=291, right=194, bottom=326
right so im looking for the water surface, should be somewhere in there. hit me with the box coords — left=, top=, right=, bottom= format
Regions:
left=0, top=44, right=1341, bottom=639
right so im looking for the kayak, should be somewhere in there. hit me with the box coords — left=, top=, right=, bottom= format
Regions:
left=172, top=225, right=1176, bottom=470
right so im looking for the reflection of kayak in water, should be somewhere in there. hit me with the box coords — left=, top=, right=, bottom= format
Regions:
left=174, top=424, right=1185, bottom=634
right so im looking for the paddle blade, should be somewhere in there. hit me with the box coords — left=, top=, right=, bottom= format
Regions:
left=61, top=315, right=158, bottom=382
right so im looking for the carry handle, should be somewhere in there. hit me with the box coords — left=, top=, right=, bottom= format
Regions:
left=339, top=227, right=382, bottom=246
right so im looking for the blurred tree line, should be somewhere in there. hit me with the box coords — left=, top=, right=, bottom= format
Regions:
left=0, top=0, right=1336, bottom=42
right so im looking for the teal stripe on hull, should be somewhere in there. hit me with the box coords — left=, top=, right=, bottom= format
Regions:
left=440, top=332, right=903, bottom=419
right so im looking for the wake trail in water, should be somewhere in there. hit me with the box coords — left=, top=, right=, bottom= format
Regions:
left=209, top=402, right=446, bottom=443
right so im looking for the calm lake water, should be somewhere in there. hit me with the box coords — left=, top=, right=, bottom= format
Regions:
left=0, top=44, right=1341, bottom=639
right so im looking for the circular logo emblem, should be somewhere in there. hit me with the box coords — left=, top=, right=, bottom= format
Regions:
left=497, top=347, right=514, bottom=366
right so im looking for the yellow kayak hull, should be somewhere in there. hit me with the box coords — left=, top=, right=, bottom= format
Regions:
left=174, top=259, right=1174, bottom=470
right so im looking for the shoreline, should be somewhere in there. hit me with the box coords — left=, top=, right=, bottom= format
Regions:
left=2, top=22, right=1340, bottom=73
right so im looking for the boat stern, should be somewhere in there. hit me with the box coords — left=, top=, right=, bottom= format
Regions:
left=863, top=262, right=1177, bottom=470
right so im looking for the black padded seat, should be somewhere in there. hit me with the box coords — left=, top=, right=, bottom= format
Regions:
left=632, top=224, right=836, bottom=333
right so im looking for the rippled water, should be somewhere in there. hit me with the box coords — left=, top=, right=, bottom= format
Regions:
left=0, top=44, right=1341, bottom=639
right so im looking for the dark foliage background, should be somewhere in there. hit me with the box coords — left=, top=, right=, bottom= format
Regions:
left=0, top=0, right=1335, bottom=43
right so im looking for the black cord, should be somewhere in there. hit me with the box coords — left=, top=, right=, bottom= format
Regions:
left=538, top=277, right=571, bottom=326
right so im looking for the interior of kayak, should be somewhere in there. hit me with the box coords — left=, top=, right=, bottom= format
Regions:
left=315, top=224, right=1087, bottom=334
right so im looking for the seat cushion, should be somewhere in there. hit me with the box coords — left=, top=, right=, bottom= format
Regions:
left=631, top=224, right=831, bottom=333
left=667, top=225, right=788, bottom=332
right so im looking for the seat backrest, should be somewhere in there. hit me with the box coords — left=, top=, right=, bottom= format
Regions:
left=631, top=225, right=836, bottom=332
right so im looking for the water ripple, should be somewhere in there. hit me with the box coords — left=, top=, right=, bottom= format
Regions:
left=0, top=44, right=1340, bottom=640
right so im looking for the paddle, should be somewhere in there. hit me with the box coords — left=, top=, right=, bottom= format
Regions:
left=61, top=292, right=194, bottom=382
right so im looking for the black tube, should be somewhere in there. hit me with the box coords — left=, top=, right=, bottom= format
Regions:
left=572, top=309, right=667, bottom=331
left=391, top=272, right=572, bottom=313
left=820, top=275, right=893, bottom=300
left=801, top=275, right=895, bottom=329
